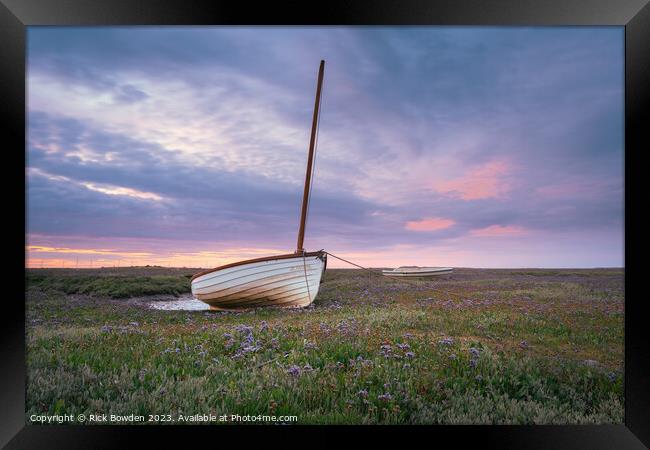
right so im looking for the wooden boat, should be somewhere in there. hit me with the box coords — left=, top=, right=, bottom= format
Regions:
left=382, top=266, right=454, bottom=278
left=191, top=61, right=328, bottom=310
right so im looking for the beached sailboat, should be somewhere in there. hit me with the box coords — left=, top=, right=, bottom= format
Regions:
left=191, top=61, right=328, bottom=310
left=382, top=266, right=454, bottom=278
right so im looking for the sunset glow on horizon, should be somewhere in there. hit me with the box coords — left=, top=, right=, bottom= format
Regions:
left=27, top=27, right=624, bottom=269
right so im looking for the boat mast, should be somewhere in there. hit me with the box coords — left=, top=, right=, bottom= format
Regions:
left=296, top=60, right=325, bottom=254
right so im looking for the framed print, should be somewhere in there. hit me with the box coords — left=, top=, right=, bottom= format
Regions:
left=2, top=0, right=648, bottom=447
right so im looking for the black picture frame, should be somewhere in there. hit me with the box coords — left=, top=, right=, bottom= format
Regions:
left=2, top=0, right=648, bottom=447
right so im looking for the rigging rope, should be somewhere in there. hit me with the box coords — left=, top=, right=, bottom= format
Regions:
left=323, top=251, right=466, bottom=300
left=304, top=75, right=323, bottom=237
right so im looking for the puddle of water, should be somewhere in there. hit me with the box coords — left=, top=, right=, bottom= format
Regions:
left=148, top=295, right=210, bottom=311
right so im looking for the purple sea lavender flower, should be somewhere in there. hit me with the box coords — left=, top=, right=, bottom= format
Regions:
left=439, top=337, right=454, bottom=346
left=379, top=344, right=393, bottom=358
left=259, top=321, right=268, bottom=332
left=397, top=343, right=410, bottom=351
left=469, top=347, right=481, bottom=358
left=234, top=324, right=253, bottom=334
left=358, top=389, right=368, bottom=398
left=378, top=393, right=392, bottom=402
left=405, top=352, right=415, bottom=358
left=242, top=344, right=260, bottom=353
left=287, top=365, right=301, bottom=377
left=519, top=341, right=529, bottom=349
left=358, top=356, right=375, bottom=366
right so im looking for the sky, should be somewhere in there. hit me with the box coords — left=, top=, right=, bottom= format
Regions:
left=26, top=27, right=624, bottom=269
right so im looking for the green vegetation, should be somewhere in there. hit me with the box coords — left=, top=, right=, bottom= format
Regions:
left=26, top=267, right=623, bottom=424
left=26, top=268, right=192, bottom=298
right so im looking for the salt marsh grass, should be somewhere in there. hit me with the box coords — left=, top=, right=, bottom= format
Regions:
left=25, top=267, right=623, bottom=424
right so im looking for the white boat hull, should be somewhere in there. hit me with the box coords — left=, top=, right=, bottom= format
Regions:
left=382, top=267, right=453, bottom=277
left=191, top=252, right=326, bottom=309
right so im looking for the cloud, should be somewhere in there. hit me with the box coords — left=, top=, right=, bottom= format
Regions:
left=25, top=27, right=624, bottom=267
left=469, top=225, right=528, bottom=237
left=26, top=111, right=386, bottom=249
left=29, top=167, right=165, bottom=202
left=432, top=160, right=512, bottom=200
left=80, top=182, right=163, bottom=201
left=535, top=179, right=617, bottom=199
left=405, top=218, right=456, bottom=232
left=113, top=84, right=149, bottom=104
left=27, top=245, right=153, bottom=257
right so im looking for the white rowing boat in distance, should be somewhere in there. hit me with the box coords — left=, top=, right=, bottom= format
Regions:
left=382, top=266, right=454, bottom=278
left=191, top=60, right=328, bottom=310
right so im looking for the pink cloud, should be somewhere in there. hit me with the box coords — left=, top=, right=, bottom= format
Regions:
left=405, top=217, right=456, bottom=232
left=535, top=180, right=607, bottom=199
left=433, top=160, right=512, bottom=200
left=470, top=225, right=528, bottom=237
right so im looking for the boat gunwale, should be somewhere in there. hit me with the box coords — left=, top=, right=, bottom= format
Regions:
left=190, top=250, right=325, bottom=282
